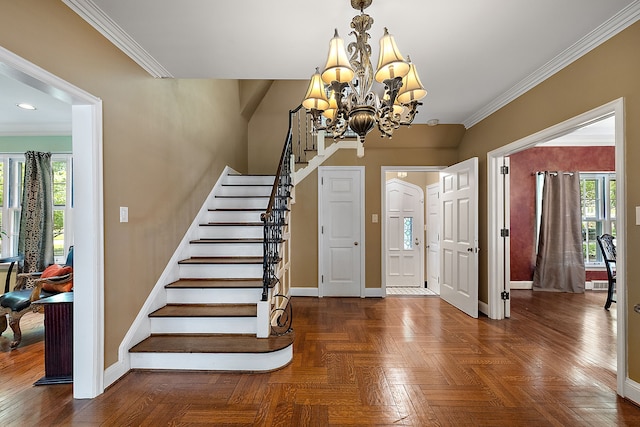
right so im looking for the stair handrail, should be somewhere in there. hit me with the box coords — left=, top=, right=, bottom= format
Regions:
left=260, top=105, right=301, bottom=334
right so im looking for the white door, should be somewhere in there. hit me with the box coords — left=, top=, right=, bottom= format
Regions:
left=319, top=167, right=364, bottom=297
left=385, top=179, right=424, bottom=287
left=426, top=183, right=440, bottom=294
left=440, top=157, right=479, bottom=318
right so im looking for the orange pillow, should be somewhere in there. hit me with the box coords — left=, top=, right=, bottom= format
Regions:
left=41, top=264, right=73, bottom=293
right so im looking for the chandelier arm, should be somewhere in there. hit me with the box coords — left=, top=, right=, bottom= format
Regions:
left=399, top=101, right=422, bottom=126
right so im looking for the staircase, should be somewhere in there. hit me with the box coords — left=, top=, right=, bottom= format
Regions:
left=129, top=173, right=293, bottom=372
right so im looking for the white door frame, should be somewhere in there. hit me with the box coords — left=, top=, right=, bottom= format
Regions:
left=384, top=178, right=424, bottom=288
left=381, top=166, right=442, bottom=296
left=487, top=98, right=628, bottom=398
left=426, top=183, right=440, bottom=295
left=0, top=47, right=105, bottom=398
left=318, top=166, right=365, bottom=297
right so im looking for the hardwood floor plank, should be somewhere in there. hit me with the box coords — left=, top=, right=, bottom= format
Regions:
left=2, top=290, right=640, bottom=425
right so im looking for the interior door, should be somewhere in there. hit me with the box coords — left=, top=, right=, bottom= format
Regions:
left=426, top=183, right=440, bottom=294
left=440, top=157, right=479, bottom=318
left=319, top=167, right=364, bottom=297
left=385, top=179, right=424, bottom=287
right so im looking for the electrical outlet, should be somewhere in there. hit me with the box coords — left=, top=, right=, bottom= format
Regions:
left=120, top=207, right=128, bottom=223
left=372, top=214, right=378, bottom=223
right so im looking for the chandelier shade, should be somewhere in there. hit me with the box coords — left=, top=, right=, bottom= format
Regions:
left=374, top=28, right=410, bottom=83
left=302, top=0, right=427, bottom=146
left=322, top=30, right=355, bottom=85
left=397, top=57, right=427, bottom=104
left=302, top=69, right=330, bottom=111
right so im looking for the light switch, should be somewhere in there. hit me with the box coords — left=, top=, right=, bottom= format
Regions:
left=120, top=206, right=128, bottom=223
left=372, top=214, right=378, bottom=223
left=636, top=206, right=640, bottom=226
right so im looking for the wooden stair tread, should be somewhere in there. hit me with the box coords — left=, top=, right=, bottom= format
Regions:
left=190, top=238, right=263, bottom=244
left=165, top=278, right=265, bottom=289
left=150, top=304, right=257, bottom=317
left=178, top=257, right=264, bottom=265
left=130, top=334, right=293, bottom=354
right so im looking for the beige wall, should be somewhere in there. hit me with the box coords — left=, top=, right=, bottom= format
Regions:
left=458, top=22, right=640, bottom=380
left=0, top=1, right=249, bottom=366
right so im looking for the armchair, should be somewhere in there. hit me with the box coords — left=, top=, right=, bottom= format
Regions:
left=0, top=247, right=73, bottom=348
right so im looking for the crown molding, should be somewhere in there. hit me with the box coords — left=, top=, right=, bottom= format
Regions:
left=463, top=0, right=640, bottom=129
left=63, top=0, right=173, bottom=78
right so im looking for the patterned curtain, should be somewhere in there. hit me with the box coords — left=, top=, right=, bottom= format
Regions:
left=17, top=151, right=54, bottom=289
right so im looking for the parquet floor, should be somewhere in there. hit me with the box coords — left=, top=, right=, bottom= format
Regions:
left=2, top=290, right=640, bottom=426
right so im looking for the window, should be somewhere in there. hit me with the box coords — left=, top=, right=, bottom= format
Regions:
left=0, top=154, right=73, bottom=263
left=580, top=173, right=616, bottom=265
left=403, top=217, right=413, bottom=250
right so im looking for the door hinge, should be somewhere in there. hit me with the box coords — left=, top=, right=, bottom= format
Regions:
left=321, top=275, right=324, bottom=283
left=321, top=225, right=324, bottom=234
left=321, top=177, right=324, bottom=185
left=500, top=165, right=509, bottom=175
left=501, top=291, right=510, bottom=300
left=500, top=228, right=509, bottom=237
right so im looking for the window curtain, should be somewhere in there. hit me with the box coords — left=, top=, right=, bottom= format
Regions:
left=533, top=171, right=585, bottom=293
left=17, top=151, right=54, bottom=289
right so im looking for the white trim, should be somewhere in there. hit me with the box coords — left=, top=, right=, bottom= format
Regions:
left=318, top=166, right=365, bottom=297
left=104, top=166, right=237, bottom=388
left=487, top=98, right=626, bottom=398
left=624, top=378, right=640, bottom=407
left=294, top=139, right=359, bottom=185
left=290, top=287, right=319, bottom=297
left=510, top=281, right=533, bottom=290
left=62, top=0, right=172, bottom=78
left=365, top=287, right=384, bottom=298
left=0, top=46, right=106, bottom=398
left=478, top=300, right=489, bottom=317
left=463, top=2, right=640, bottom=128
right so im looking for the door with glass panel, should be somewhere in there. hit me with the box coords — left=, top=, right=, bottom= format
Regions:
left=385, top=179, right=424, bottom=287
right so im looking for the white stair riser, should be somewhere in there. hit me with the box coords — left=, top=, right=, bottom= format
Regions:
left=223, top=175, right=275, bottom=186
left=207, top=210, right=263, bottom=222
left=213, top=197, right=269, bottom=209
left=130, top=345, right=293, bottom=371
left=198, top=226, right=262, bottom=239
left=167, top=288, right=263, bottom=303
left=150, top=317, right=257, bottom=334
left=190, top=243, right=262, bottom=257
left=218, top=186, right=272, bottom=197
left=179, top=263, right=262, bottom=279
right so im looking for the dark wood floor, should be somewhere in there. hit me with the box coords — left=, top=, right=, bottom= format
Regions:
left=1, top=290, right=640, bottom=426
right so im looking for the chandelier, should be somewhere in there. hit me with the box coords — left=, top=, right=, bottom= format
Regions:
left=302, top=0, right=427, bottom=147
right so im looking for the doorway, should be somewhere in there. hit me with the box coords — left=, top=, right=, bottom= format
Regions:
left=381, top=167, right=440, bottom=296
left=487, top=99, right=626, bottom=396
left=0, top=46, right=105, bottom=398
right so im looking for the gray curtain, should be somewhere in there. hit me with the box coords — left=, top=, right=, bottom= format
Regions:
left=533, top=171, right=585, bottom=293
left=17, top=151, right=54, bottom=289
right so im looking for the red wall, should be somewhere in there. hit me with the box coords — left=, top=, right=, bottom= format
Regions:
left=509, top=146, right=615, bottom=281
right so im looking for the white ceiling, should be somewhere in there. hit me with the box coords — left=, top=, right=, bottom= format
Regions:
left=1, top=0, right=637, bottom=136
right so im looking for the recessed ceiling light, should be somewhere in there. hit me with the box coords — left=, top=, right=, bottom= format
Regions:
left=17, top=103, right=37, bottom=110
left=426, top=119, right=439, bottom=126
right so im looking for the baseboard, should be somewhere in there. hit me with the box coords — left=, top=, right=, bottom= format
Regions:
left=479, top=300, right=489, bottom=316
left=103, top=359, right=129, bottom=390
left=290, top=287, right=319, bottom=297
left=510, top=281, right=533, bottom=290
left=365, top=287, right=384, bottom=298
left=624, top=378, right=640, bottom=407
